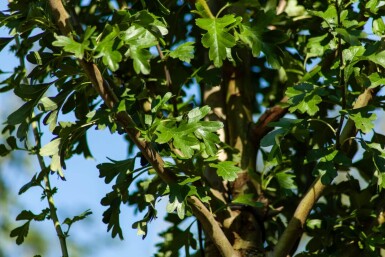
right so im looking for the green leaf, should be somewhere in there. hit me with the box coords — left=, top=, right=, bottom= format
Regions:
left=0, top=144, right=10, bottom=156
left=373, top=17, right=385, bottom=36
left=132, top=220, right=148, bottom=236
left=128, top=46, right=152, bottom=74
left=10, top=221, right=30, bottom=245
left=155, top=106, right=221, bottom=158
left=209, top=161, right=241, bottom=181
left=63, top=209, right=92, bottom=230
left=309, top=148, right=346, bottom=185
left=6, top=100, right=35, bottom=125
left=19, top=169, right=46, bottom=195
left=276, top=171, right=297, bottom=190
left=260, top=128, right=287, bottom=147
left=169, top=42, right=195, bottom=63
left=40, top=138, right=61, bottom=156
left=6, top=136, right=17, bottom=149
left=232, top=194, right=264, bottom=208
left=14, top=83, right=51, bottom=100
left=316, top=161, right=337, bottom=185
left=237, top=23, right=262, bottom=57
left=361, top=141, right=385, bottom=175
left=335, top=28, right=361, bottom=46
left=196, top=15, right=240, bottom=67
left=311, top=5, right=338, bottom=29
left=121, top=21, right=163, bottom=74
left=368, top=50, right=385, bottom=68
left=173, top=135, right=199, bottom=158
left=52, top=35, right=90, bottom=59
left=347, top=106, right=377, bottom=133
left=368, top=72, right=385, bottom=89
left=16, top=210, right=36, bottom=221
left=101, top=192, right=124, bottom=240
left=151, top=92, right=173, bottom=113
left=187, top=106, right=211, bottom=123
left=97, top=158, right=135, bottom=184
left=0, top=37, right=13, bottom=52
left=167, top=183, right=189, bottom=219
left=94, top=26, right=122, bottom=71
left=39, top=97, right=59, bottom=111
left=286, top=83, right=327, bottom=116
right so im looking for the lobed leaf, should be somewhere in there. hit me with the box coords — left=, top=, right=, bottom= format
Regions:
left=196, top=15, right=240, bottom=67
left=209, top=161, right=241, bottom=181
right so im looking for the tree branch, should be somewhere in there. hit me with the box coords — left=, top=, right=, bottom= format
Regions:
left=47, top=1, right=235, bottom=256
left=273, top=88, right=375, bottom=257
left=250, top=97, right=288, bottom=147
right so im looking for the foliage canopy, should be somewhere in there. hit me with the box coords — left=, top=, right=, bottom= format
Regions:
left=1, top=0, right=385, bottom=256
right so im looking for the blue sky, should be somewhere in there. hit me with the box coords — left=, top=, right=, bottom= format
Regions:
left=0, top=2, right=169, bottom=256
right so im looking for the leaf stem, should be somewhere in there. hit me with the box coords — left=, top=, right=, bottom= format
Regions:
left=216, top=3, right=230, bottom=18
left=196, top=0, right=215, bottom=19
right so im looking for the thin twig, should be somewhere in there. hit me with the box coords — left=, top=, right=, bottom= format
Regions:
left=250, top=96, right=288, bottom=147
left=14, top=25, right=69, bottom=257
left=32, top=115, right=69, bottom=257
left=155, top=44, right=178, bottom=116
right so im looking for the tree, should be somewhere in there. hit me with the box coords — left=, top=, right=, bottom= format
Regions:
left=1, top=0, right=385, bottom=256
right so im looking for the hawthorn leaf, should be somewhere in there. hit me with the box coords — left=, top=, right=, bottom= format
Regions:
left=62, top=209, right=92, bottom=230
left=14, top=83, right=51, bottom=100
left=232, top=194, right=264, bottom=208
left=196, top=15, right=240, bottom=67
left=368, top=50, right=385, bottom=68
left=94, top=27, right=122, bottom=71
left=209, top=161, right=241, bottom=181
left=286, top=83, right=327, bottom=116
left=173, top=135, right=199, bottom=159
left=316, top=161, right=337, bottom=185
left=10, top=221, right=30, bottom=245
left=0, top=144, right=10, bottom=156
left=167, top=184, right=188, bottom=219
left=97, top=158, right=135, bottom=184
left=368, top=72, right=385, bottom=89
left=276, top=171, right=297, bottom=190
left=6, top=100, right=35, bottom=125
left=169, top=42, right=195, bottom=63
left=347, top=106, right=376, bottom=133
left=52, top=35, right=89, bottom=59
left=18, top=169, right=46, bottom=195
left=128, top=46, right=152, bottom=74
left=40, top=138, right=61, bottom=156
left=187, top=106, right=211, bottom=123
left=238, top=23, right=262, bottom=57
left=151, top=92, right=173, bottom=113
left=0, top=37, right=13, bottom=52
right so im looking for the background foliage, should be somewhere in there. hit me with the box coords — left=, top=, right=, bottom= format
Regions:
left=1, top=0, right=385, bottom=256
